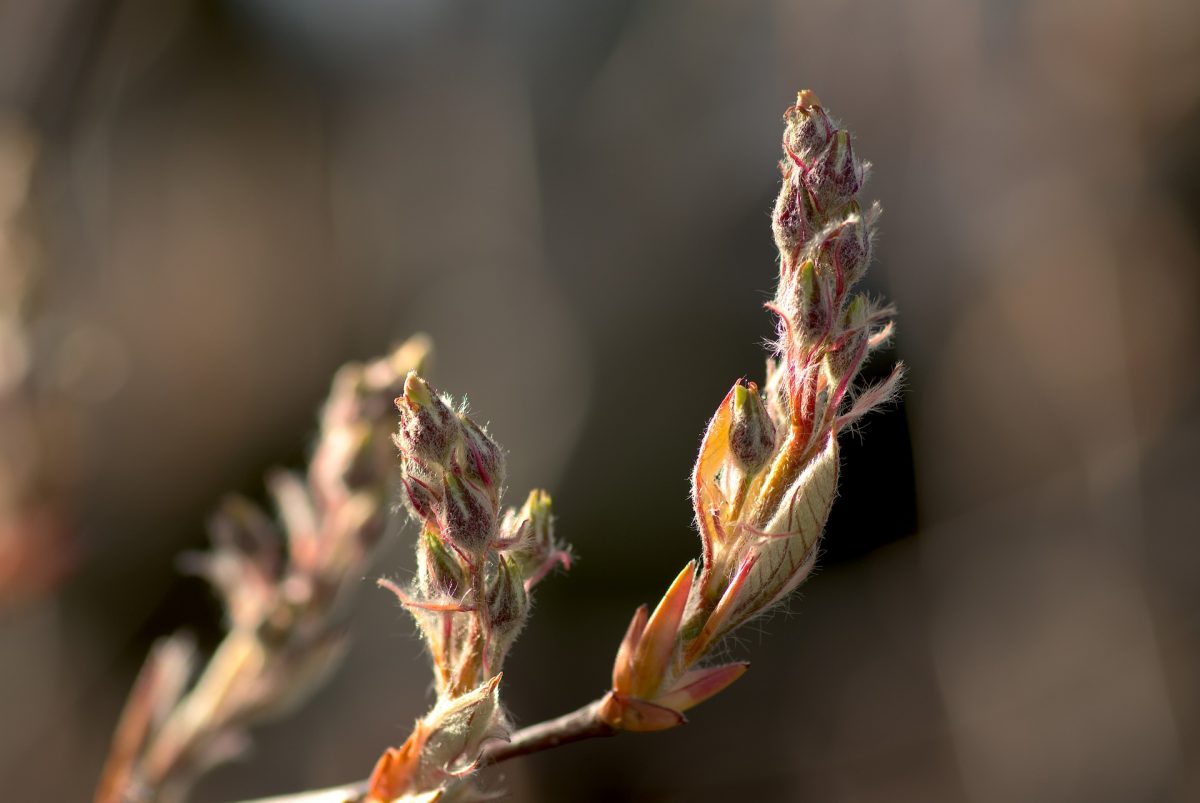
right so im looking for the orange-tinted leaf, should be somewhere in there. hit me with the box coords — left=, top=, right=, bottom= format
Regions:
left=612, top=604, right=648, bottom=693
left=630, top=562, right=694, bottom=698
left=597, top=691, right=686, bottom=733
left=367, top=722, right=428, bottom=803
left=655, top=662, right=749, bottom=713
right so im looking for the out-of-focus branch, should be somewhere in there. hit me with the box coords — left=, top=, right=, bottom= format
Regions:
left=0, top=115, right=75, bottom=610
left=94, top=336, right=431, bottom=803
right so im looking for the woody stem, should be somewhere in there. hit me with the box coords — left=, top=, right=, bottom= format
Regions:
left=480, top=697, right=614, bottom=766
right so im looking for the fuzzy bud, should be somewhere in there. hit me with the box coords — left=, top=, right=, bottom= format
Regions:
left=728, top=380, right=776, bottom=476
left=440, top=468, right=496, bottom=554
left=400, top=469, right=440, bottom=523
left=825, top=295, right=870, bottom=382
left=772, top=172, right=818, bottom=259
left=456, top=415, right=506, bottom=492
left=485, top=555, right=530, bottom=672
left=795, top=260, right=831, bottom=341
left=396, top=372, right=458, bottom=467
left=486, top=555, right=529, bottom=633
left=828, top=203, right=873, bottom=289
left=783, top=90, right=834, bottom=162
left=805, top=130, right=861, bottom=214
left=417, top=675, right=507, bottom=784
left=502, top=489, right=568, bottom=590
left=417, top=529, right=467, bottom=599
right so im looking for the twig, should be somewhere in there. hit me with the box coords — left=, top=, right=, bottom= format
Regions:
left=481, top=698, right=615, bottom=766
left=229, top=698, right=614, bottom=803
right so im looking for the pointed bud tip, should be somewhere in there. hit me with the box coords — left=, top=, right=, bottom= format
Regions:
left=402, top=371, right=434, bottom=408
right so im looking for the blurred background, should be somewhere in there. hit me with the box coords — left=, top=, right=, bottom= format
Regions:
left=1, top=0, right=1199, bottom=800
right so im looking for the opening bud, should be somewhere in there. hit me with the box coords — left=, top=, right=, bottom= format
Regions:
left=728, top=380, right=776, bottom=476
left=396, top=372, right=459, bottom=467
left=783, top=90, right=835, bottom=162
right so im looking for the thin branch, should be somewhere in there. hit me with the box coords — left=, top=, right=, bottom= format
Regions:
left=228, top=698, right=615, bottom=803
left=481, top=698, right=614, bottom=767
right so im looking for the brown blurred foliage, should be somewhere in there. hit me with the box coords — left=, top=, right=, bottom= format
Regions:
left=0, top=0, right=1197, bottom=801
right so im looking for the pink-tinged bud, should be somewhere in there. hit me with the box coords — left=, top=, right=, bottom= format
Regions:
left=772, top=172, right=818, bottom=259
left=440, top=468, right=496, bottom=553
left=395, top=372, right=458, bottom=466
left=828, top=202, right=874, bottom=289
left=400, top=468, right=440, bottom=523
left=783, top=90, right=834, bottom=162
left=456, top=415, right=506, bottom=491
left=805, top=130, right=861, bottom=214
left=728, top=380, right=776, bottom=476
left=417, top=529, right=467, bottom=598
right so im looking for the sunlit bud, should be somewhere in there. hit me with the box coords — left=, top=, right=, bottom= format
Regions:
left=456, top=415, right=506, bottom=491
left=728, top=380, right=776, bottom=476
left=440, top=468, right=496, bottom=553
left=417, top=529, right=467, bottom=599
left=805, top=130, right=861, bottom=214
left=772, top=172, right=817, bottom=259
left=486, top=555, right=529, bottom=633
left=395, top=372, right=458, bottom=466
left=783, top=90, right=834, bottom=162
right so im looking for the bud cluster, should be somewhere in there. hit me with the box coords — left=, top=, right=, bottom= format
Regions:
left=603, top=91, right=902, bottom=731
left=369, top=374, right=569, bottom=800
left=390, top=372, right=567, bottom=702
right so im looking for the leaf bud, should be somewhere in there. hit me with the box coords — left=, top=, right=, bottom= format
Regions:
left=728, top=380, right=776, bottom=476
